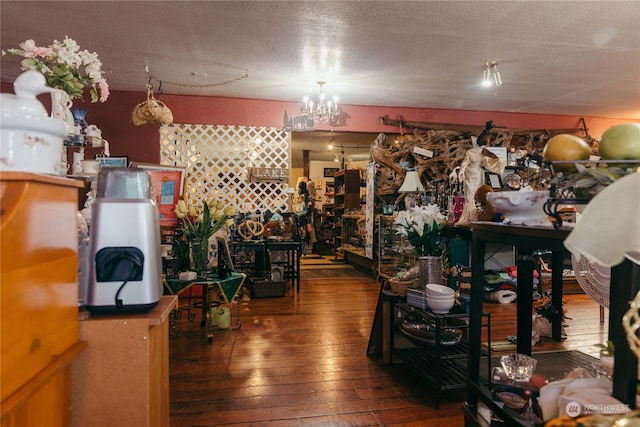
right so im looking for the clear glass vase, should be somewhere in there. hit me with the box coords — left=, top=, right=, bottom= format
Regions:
left=190, top=239, right=209, bottom=278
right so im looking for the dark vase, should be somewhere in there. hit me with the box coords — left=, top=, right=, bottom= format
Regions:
left=217, top=258, right=228, bottom=280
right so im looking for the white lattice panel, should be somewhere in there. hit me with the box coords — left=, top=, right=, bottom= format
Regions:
left=160, top=124, right=291, bottom=213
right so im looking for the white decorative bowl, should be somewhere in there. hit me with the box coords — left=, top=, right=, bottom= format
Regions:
left=426, top=297, right=455, bottom=314
left=426, top=284, right=455, bottom=297
left=425, top=295, right=455, bottom=304
left=487, top=190, right=550, bottom=225
left=425, top=294, right=454, bottom=300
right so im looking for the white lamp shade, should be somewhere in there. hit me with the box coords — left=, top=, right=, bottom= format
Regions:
left=564, top=171, right=640, bottom=267
left=398, top=170, right=425, bottom=193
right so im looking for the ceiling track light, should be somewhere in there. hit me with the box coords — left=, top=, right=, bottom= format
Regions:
left=493, top=67, right=503, bottom=87
left=482, top=61, right=503, bottom=87
left=482, top=67, right=492, bottom=87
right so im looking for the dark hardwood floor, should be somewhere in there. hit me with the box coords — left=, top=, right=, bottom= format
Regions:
left=168, top=263, right=608, bottom=426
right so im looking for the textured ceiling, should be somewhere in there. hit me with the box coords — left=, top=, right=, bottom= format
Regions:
left=2, top=1, right=639, bottom=167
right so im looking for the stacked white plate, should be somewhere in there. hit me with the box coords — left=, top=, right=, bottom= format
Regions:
left=406, top=288, right=427, bottom=310
left=425, top=284, right=455, bottom=314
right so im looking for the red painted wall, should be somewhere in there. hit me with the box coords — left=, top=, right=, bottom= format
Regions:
left=2, top=82, right=632, bottom=164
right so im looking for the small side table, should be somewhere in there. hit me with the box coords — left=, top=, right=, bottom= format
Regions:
left=164, top=273, right=246, bottom=341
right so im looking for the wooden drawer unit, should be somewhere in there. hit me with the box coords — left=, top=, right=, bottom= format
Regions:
left=1, top=172, right=85, bottom=426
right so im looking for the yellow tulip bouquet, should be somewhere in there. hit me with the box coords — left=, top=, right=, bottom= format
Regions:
left=174, top=198, right=237, bottom=275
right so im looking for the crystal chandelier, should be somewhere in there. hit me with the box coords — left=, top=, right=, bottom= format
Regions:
left=302, top=81, right=341, bottom=123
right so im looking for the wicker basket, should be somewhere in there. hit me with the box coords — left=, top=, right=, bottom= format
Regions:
left=388, top=276, right=420, bottom=297
left=131, top=85, right=174, bottom=126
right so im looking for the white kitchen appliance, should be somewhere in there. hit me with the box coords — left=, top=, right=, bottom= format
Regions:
left=85, top=167, right=163, bottom=313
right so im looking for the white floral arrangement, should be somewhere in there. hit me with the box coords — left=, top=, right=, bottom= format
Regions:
left=3, top=36, right=109, bottom=102
left=394, top=204, right=447, bottom=256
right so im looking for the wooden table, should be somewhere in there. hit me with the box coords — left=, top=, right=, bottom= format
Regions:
left=470, top=222, right=571, bottom=356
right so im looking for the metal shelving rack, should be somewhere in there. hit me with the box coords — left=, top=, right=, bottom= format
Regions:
left=393, top=303, right=491, bottom=409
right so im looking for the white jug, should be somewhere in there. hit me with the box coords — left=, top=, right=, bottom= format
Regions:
left=218, top=306, right=231, bottom=329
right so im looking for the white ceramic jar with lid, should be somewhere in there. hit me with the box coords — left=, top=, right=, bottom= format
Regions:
left=1, top=71, right=67, bottom=175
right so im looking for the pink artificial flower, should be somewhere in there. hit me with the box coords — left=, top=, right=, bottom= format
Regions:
left=19, top=39, right=52, bottom=58
left=98, top=78, right=110, bottom=102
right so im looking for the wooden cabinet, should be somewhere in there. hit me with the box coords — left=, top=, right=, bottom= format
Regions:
left=1, top=172, right=86, bottom=427
left=333, top=169, right=361, bottom=259
left=321, top=203, right=334, bottom=224
left=333, top=169, right=361, bottom=211
left=71, top=296, right=177, bottom=427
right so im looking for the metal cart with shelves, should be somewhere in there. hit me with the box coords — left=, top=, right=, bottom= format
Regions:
left=393, top=302, right=491, bottom=409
